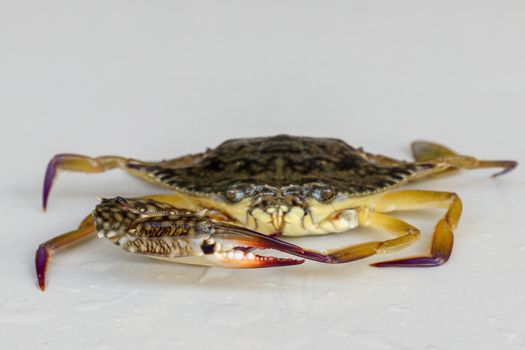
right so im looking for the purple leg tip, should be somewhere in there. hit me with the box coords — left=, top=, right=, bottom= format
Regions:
left=492, top=161, right=518, bottom=178
left=35, top=245, right=49, bottom=291
left=371, top=256, right=446, bottom=268
left=43, top=156, right=61, bottom=210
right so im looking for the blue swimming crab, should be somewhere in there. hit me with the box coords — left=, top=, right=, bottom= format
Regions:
left=36, top=135, right=517, bottom=290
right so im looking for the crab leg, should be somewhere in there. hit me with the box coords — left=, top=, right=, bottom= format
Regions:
left=35, top=215, right=95, bottom=291
left=454, top=159, right=518, bottom=177
left=411, top=141, right=517, bottom=178
left=43, top=154, right=128, bottom=210
left=367, top=190, right=462, bottom=267
left=291, top=211, right=420, bottom=264
left=43, top=153, right=205, bottom=210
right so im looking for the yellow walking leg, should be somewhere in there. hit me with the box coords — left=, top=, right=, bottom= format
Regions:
left=368, top=190, right=462, bottom=267
left=298, top=210, right=420, bottom=264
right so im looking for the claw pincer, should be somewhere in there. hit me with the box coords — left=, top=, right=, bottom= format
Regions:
left=94, top=197, right=305, bottom=268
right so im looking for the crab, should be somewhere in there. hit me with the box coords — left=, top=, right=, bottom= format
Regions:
left=36, top=135, right=517, bottom=290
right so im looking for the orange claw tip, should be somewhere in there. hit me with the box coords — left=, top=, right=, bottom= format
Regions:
left=35, top=245, right=49, bottom=291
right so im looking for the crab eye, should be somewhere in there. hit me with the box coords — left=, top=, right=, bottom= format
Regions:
left=321, top=188, right=335, bottom=201
left=114, top=196, right=127, bottom=204
left=225, top=189, right=244, bottom=203
left=312, top=186, right=336, bottom=202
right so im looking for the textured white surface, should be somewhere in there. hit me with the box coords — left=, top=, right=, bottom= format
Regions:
left=1, top=1, right=524, bottom=349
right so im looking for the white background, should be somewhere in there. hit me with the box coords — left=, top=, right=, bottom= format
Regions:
left=1, top=1, right=524, bottom=349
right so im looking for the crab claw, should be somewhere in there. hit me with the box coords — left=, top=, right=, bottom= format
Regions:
left=118, top=223, right=306, bottom=268
left=209, top=223, right=305, bottom=267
